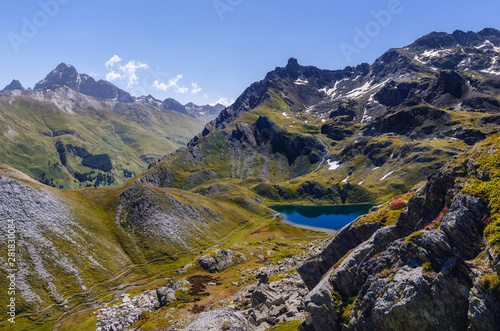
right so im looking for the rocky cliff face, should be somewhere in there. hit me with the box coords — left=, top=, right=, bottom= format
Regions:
left=298, top=154, right=500, bottom=330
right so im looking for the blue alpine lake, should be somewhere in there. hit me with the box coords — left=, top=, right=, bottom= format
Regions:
left=271, top=204, right=374, bottom=232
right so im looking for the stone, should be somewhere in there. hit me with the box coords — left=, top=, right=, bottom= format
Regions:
left=253, top=304, right=269, bottom=324
left=256, top=271, right=269, bottom=285
left=182, top=307, right=254, bottom=330
left=157, top=286, right=176, bottom=307
left=198, top=249, right=246, bottom=273
left=251, top=284, right=285, bottom=308
left=267, top=235, right=285, bottom=241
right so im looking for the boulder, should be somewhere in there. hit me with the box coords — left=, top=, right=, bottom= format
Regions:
left=198, top=249, right=246, bottom=273
left=251, top=284, right=285, bottom=308
left=156, top=286, right=176, bottom=307
left=181, top=307, right=254, bottom=331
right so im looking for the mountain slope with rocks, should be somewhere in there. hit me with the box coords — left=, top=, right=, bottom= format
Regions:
left=298, top=132, right=500, bottom=330
left=0, top=162, right=279, bottom=329
left=140, top=28, right=500, bottom=206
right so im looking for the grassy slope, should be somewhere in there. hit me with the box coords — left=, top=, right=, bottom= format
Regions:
left=0, top=163, right=326, bottom=330
left=0, top=96, right=204, bottom=189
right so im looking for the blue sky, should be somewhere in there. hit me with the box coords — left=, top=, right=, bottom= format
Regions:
left=1, top=0, right=499, bottom=106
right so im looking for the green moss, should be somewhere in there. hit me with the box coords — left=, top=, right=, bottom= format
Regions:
left=355, top=194, right=412, bottom=227
left=478, top=274, right=500, bottom=301
left=422, top=261, right=433, bottom=274
left=268, top=319, right=303, bottom=331
left=405, top=230, right=424, bottom=243
left=330, top=291, right=356, bottom=325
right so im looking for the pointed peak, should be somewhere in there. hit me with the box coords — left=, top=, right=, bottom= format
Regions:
left=54, top=62, right=77, bottom=73
left=2, top=79, right=24, bottom=92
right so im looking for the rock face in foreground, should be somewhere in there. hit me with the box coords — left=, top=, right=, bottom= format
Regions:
left=299, top=165, right=500, bottom=330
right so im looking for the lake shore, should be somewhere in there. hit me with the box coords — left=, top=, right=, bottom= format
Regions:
left=271, top=204, right=373, bottom=235
left=279, top=218, right=337, bottom=235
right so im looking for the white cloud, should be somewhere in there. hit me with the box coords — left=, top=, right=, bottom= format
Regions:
left=203, top=93, right=209, bottom=99
left=210, top=97, right=234, bottom=107
left=177, top=86, right=189, bottom=94
left=190, top=82, right=202, bottom=94
left=168, top=74, right=183, bottom=87
left=152, top=74, right=190, bottom=94
left=103, top=55, right=149, bottom=89
left=103, top=56, right=201, bottom=96
left=105, top=55, right=122, bottom=68
left=153, top=80, right=168, bottom=91
left=120, top=61, right=149, bottom=89
left=106, top=70, right=122, bottom=82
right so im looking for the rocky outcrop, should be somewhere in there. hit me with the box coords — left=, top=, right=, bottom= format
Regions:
left=167, top=308, right=254, bottom=331
left=97, top=278, right=192, bottom=330
left=238, top=273, right=308, bottom=330
left=300, top=164, right=500, bottom=330
left=156, top=286, right=176, bottom=307
left=297, top=221, right=382, bottom=290
left=96, top=291, right=159, bottom=331
left=198, top=249, right=246, bottom=273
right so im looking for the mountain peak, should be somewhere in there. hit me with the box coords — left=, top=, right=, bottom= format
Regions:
left=479, top=27, right=500, bottom=38
left=411, top=28, right=500, bottom=50
left=287, top=57, right=299, bottom=68
left=34, top=63, right=133, bottom=103
left=55, top=62, right=75, bottom=70
left=2, top=79, right=24, bottom=92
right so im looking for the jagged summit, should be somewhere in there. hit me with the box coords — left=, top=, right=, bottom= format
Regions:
left=34, top=62, right=134, bottom=103
left=410, top=28, right=500, bottom=50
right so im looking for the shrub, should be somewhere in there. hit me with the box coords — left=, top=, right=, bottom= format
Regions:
left=55, top=140, right=67, bottom=166
left=478, top=274, right=500, bottom=300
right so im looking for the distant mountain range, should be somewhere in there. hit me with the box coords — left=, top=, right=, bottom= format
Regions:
left=0, top=64, right=213, bottom=189
left=1, top=63, right=225, bottom=122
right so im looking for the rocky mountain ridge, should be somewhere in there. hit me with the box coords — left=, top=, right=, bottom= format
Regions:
left=140, top=28, right=500, bottom=208
left=0, top=63, right=214, bottom=189
left=2, top=63, right=225, bottom=122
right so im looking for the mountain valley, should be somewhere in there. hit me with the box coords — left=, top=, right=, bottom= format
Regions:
left=1, top=28, right=500, bottom=330
left=0, top=64, right=225, bottom=189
